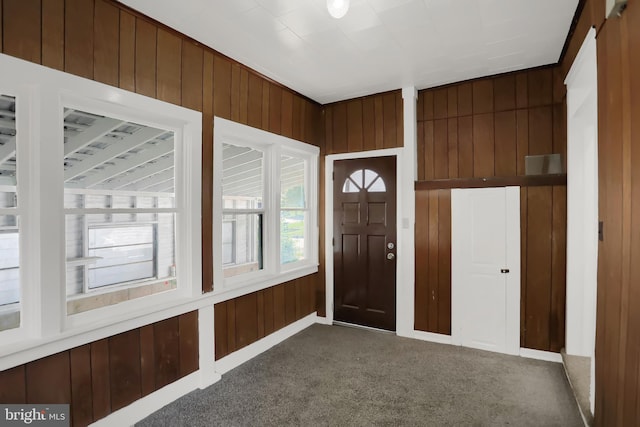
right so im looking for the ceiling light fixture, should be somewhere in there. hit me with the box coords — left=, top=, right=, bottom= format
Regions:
left=327, top=0, right=350, bottom=19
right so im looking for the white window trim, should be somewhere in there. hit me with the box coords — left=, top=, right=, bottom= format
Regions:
left=212, top=117, right=319, bottom=302
left=0, top=53, right=202, bottom=356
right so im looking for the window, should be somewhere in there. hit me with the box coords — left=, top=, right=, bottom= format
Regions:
left=0, top=93, right=20, bottom=332
left=63, top=108, right=182, bottom=315
left=342, top=169, right=386, bottom=193
left=0, top=52, right=202, bottom=347
left=213, top=117, right=319, bottom=293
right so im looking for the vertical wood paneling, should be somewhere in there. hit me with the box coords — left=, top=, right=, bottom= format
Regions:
left=93, top=0, right=119, bottom=86
left=494, top=111, right=517, bottom=176
left=457, top=116, right=473, bottom=178
left=331, top=102, right=347, bottom=153
left=26, top=351, right=71, bottom=404
left=3, top=0, right=41, bottom=63
left=383, top=92, right=398, bottom=148
left=362, top=97, right=376, bottom=151
left=42, top=0, right=64, bottom=71
left=550, top=186, right=566, bottom=352
left=118, top=11, right=136, bottom=92
left=414, top=190, right=429, bottom=331
left=235, top=293, right=258, bottom=349
left=0, top=365, right=26, bottom=403
left=214, top=301, right=228, bottom=360
left=285, top=281, right=297, bottom=325
left=268, top=84, right=282, bottom=134
left=416, top=66, right=567, bottom=350
left=528, top=106, right=553, bottom=155
left=178, top=311, right=199, bottom=376
left=0, top=2, right=323, bottom=424
left=90, top=339, right=111, bottom=420
left=109, top=330, right=141, bottom=411
left=434, top=88, right=448, bottom=119
left=437, top=190, right=452, bottom=334
left=181, top=42, right=203, bottom=111
left=156, top=29, right=182, bottom=104
left=427, top=191, right=439, bottom=331
left=472, top=113, right=494, bottom=177
left=527, top=68, right=553, bottom=108
left=524, top=187, right=553, bottom=350
left=494, top=75, right=516, bottom=111
left=238, top=68, right=249, bottom=125
left=70, top=345, right=93, bottom=426
left=273, top=283, right=286, bottom=331
left=434, top=119, right=448, bottom=179
left=374, top=96, right=385, bottom=149
left=247, top=73, right=263, bottom=129
left=263, top=286, right=275, bottom=336
left=134, top=19, right=157, bottom=97
left=457, top=83, right=473, bottom=116
left=423, top=121, right=435, bottom=180
left=213, top=55, right=232, bottom=119
left=281, top=90, right=294, bottom=138
left=346, top=99, right=363, bottom=152
left=154, top=317, right=180, bottom=389
left=65, top=0, right=94, bottom=79
left=139, top=325, right=155, bottom=396
left=447, top=118, right=458, bottom=178
left=472, top=80, right=493, bottom=114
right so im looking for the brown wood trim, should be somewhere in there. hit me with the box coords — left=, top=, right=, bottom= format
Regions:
left=110, top=0, right=320, bottom=107
left=415, top=174, right=567, bottom=190
left=558, top=0, right=588, bottom=66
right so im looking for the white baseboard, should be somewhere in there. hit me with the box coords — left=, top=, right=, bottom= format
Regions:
left=90, top=371, right=202, bottom=427
left=315, top=316, right=332, bottom=325
left=408, top=330, right=454, bottom=345
left=520, top=347, right=563, bottom=363
left=215, top=313, right=318, bottom=375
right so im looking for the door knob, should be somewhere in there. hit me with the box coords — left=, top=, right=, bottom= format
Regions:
left=387, top=253, right=395, bottom=260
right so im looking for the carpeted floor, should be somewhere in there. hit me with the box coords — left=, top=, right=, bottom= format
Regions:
left=138, top=324, right=583, bottom=427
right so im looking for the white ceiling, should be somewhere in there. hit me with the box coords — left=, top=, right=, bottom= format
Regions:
left=119, top=0, right=579, bottom=104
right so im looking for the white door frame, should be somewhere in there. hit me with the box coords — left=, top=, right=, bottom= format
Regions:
left=451, top=186, right=521, bottom=356
left=565, top=27, right=598, bottom=414
left=324, top=148, right=409, bottom=331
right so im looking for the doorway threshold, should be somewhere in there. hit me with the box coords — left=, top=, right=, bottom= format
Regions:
left=332, top=320, right=395, bottom=335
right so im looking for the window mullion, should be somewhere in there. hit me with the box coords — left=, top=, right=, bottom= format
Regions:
left=272, top=145, right=281, bottom=274
left=38, top=88, right=66, bottom=337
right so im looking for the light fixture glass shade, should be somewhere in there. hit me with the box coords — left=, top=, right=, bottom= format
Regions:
left=327, top=0, right=350, bottom=19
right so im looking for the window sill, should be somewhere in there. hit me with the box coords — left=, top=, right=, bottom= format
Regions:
left=212, top=263, right=319, bottom=304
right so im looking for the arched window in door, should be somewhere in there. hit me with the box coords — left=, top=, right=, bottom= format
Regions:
left=342, top=169, right=386, bottom=193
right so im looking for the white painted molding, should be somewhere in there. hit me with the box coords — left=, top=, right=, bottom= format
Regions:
left=198, top=305, right=220, bottom=389
left=398, top=85, right=417, bottom=337
left=315, top=316, right=332, bottom=326
left=410, top=330, right=454, bottom=345
left=519, top=348, right=563, bottom=363
left=90, top=371, right=203, bottom=427
left=215, top=313, right=318, bottom=375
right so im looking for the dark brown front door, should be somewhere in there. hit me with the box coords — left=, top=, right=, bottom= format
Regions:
left=333, top=156, right=397, bottom=331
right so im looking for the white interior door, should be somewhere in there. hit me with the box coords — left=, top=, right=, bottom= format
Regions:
left=452, top=187, right=520, bottom=355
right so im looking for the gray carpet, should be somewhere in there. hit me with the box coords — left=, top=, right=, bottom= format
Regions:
left=138, top=324, right=583, bottom=427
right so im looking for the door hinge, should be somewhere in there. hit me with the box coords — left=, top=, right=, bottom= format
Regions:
left=332, top=237, right=335, bottom=247
left=332, top=171, right=335, bottom=181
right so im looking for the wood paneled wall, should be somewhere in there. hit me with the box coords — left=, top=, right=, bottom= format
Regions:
left=415, top=68, right=568, bottom=352
left=318, top=90, right=404, bottom=316
left=0, top=0, right=322, bottom=294
left=0, top=312, right=198, bottom=427
left=214, top=276, right=315, bottom=359
left=415, top=189, right=451, bottom=335
left=0, top=1, right=322, bottom=426
left=323, top=90, right=404, bottom=154
left=567, top=0, right=640, bottom=424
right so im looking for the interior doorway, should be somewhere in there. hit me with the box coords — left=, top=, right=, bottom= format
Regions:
left=451, top=186, right=521, bottom=355
left=332, top=156, right=397, bottom=331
